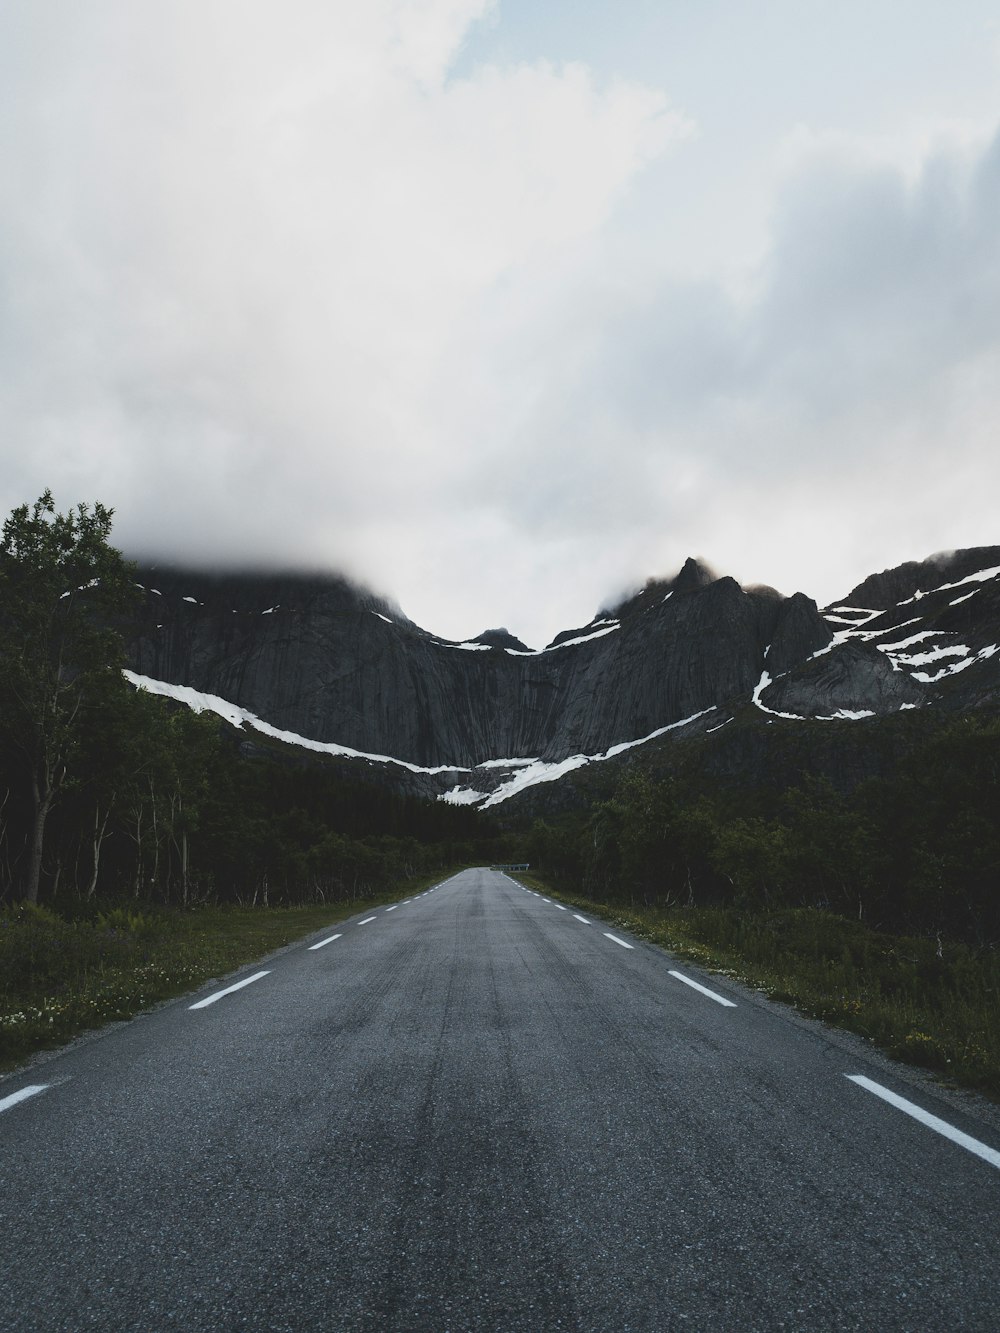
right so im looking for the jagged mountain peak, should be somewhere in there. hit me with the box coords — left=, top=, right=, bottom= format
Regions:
left=743, top=582, right=785, bottom=601
left=671, top=555, right=718, bottom=593
left=766, top=591, right=832, bottom=675
left=468, top=628, right=531, bottom=652
left=604, top=556, right=721, bottom=622
left=836, top=546, right=1000, bottom=612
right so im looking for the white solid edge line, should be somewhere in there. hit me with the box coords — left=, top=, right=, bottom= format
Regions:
left=668, top=969, right=737, bottom=1007
left=189, top=971, right=271, bottom=1010
left=358, top=916, right=377, bottom=926
left=604, top=932, right=635, bottom=950
left=572, top=914, right=591, bottom=925
left=846, top=1075, right=1000, bottom=1170
left=308, top=933, right=343, bottom=951
left=0, top=1084, right=49, bottom=1115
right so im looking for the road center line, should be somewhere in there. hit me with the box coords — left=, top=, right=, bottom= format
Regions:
left=189, top=971, right=270, bottom=1010
left=308, top=933, right=343, bottom=951
left=358, top=916, right=377, bottom=926
left=604, top=932, right=634, bottom=950
left=845, top=1075, right=1000, bottom=1170
left=668, top=970, right=737, bottom=1007
left=0, top=1084, right=49, bottom=1115
left=572, top=914, right=591, bottom=925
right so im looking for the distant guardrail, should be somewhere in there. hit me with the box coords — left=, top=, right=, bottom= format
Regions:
left=491, top=863, right=530, bottom=871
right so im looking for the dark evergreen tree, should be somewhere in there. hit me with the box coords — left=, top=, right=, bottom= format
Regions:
left=0, top=491, right=136, bottom=901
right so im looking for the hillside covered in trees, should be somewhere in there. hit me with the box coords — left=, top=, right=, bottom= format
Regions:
left=525, top=713, right=1000, bottom=947
left=0, top=493, right=509, bottom=911
left=1, top=491, right=997, bottom=951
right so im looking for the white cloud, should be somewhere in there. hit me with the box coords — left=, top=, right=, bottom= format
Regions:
left=1, top=2, right=999, bottom=648
left=463, top=120, right=1000, bottom=625
left=0, top=0, right=687, bottom=644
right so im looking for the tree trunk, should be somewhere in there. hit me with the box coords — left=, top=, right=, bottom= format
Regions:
left=86, top=799, right=114, bottom=900
left=131, top=803, right=144, bottom=898
left=181, top=829, right=189, bottom=906
left=149, top=777, right=160, bottom=894
left=25, top=775, right=51, bottom=904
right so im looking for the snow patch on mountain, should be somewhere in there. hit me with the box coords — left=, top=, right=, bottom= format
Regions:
left=122, top=671, right=470, bottom=777
left=505, top=622, right=621, bottom=656
left=440, top=708, right=717, bottom=809
left=752, top=663, right=803, bottom=720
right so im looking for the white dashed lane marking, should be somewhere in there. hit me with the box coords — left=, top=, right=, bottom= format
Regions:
left=189, top=971, right=271, bottom=1010
left=0, top=1084, right=49, bottom=1115
left=846, top=1075, right=1000, bottom=1170
left=308, top=933, right=343, bottom=951
left=668, top=970, right=736, bottom=1008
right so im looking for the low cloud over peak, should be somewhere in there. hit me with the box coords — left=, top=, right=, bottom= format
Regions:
left=1, top=3, right=998, bottom=649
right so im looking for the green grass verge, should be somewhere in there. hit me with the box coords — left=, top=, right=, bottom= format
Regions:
left=0, top=870, right=457, bottom=1073
left=517, top=875, right=1000, bottom=1101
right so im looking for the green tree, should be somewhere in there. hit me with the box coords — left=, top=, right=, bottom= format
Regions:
left=0, top=491, right=136, bottom=902
left=710, top=816, right=791, bottom=907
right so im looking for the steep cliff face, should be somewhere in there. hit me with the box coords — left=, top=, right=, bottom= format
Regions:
left=125, top=546, right=1000, bottom=805
left=127, top=559, right=836, bottom=769
left=542, top=574, right=827, bottom=760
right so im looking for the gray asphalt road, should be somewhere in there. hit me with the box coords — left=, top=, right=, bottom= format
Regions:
left=1, top=869, right=998, bottom=1332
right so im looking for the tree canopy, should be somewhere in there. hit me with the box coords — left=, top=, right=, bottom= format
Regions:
left=0, top=491, right=137, bottom=901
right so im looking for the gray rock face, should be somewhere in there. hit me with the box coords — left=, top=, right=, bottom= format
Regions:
left=761, top=642, right=926, bottom=717
left=767, top=592, right=833, bottom=675
left=126, top=546, right=999, bottom=775
left=837, top=546, right=1000, bottom=610
left=127, top=561, right=834, bottom=767
left=826, top=547, right=1000, bottom=713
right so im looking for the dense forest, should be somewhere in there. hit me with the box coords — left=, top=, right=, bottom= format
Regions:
left=2, top=491, right=997, bottom=948
left=0, top=493, right=509, bottom=911
left=527, top=716, right=1000, bottom=946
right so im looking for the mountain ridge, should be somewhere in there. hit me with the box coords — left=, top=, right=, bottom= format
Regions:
left=124, top=546, right=1000, bottom=808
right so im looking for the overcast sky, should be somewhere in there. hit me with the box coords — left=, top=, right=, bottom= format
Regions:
left=2, top=2, right=999, bottom=646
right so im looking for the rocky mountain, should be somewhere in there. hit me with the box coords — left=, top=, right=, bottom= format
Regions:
left=124, top=547, right=1000, bottom=809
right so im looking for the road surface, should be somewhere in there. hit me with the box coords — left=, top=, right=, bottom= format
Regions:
left=1, top=868, right=998, bottom=1331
